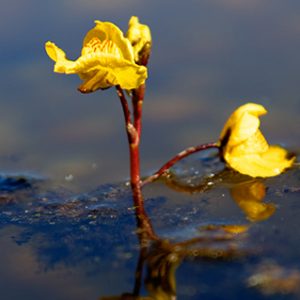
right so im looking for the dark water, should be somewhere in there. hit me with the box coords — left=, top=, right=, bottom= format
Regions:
left=0, top=0, right=300, bottom=299
left=1, top=0, right=300, bottom=191
left=0, top=157, right=300, bottom=299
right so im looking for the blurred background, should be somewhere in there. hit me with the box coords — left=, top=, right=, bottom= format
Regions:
left=1, top=0, right=299, bottom=191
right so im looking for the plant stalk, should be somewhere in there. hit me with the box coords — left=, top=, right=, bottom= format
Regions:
left=142, top=142, right=219, bottom=186
left=116, top=85, right=157, bottom=241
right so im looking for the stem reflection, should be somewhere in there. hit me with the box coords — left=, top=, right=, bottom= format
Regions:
left=100, top=176, right=257, bottom=300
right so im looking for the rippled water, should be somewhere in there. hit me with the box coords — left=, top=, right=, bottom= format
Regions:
left=1, top=1, right=300, bottom=299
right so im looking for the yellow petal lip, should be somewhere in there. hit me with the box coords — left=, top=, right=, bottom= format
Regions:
left=45, top=41, right=59, bottom=61
left=45, top=41, right=77, bottom=73
left=45, top=18, right=148, bottom=92
left=220, top=103, right=295, bottom=178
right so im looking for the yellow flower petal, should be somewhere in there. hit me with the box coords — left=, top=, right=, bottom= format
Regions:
left=126, top=16, right=152, bottom=63
left=45, top=41, right=77, bottom=73
left=220, top=103, right=267, bottom=146
left=45, top=20, right=148, bottom=92
left=220, top=103, right=295, bottom=177
left=83, top=21, right=134, bottom=62
left=77, top=53, right=148, bottom=92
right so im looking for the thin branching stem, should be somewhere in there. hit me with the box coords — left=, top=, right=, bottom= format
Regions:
left=142, top=142, right=219, bottom=186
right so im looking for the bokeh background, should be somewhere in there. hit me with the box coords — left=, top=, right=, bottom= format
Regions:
left=1, top=0, right=299, bottom=191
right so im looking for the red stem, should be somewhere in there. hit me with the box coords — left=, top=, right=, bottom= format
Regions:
left=141, top=142, right=219, bottom=186
left=116, top=85, right=157, bottom=241
left=115, top=86, right=141, bottom=193
left=116, top=86, right=134, bottom=144
left=132, top=84, right=145, bottom=139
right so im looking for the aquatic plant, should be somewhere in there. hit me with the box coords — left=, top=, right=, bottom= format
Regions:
left=45, top=16, right=296, bottom=254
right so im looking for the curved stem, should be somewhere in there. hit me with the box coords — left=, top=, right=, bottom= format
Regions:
left=142, top=142, right=219, bottom=186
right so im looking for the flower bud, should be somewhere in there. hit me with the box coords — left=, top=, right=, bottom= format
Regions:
left=126, top=16, right=152, bottom=66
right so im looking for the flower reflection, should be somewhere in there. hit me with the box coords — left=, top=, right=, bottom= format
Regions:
left=100, top=200, right=250, bottom=300
left=230, top=180, right=275, bottom=222
left=145, top=241, right=180, bottom=300
left=201, top=224, right=250, bottom=235
left=159, top=167, right=276, bottom=223
left=100, top=241, right=179, bottom=300
left=100, top=231, right=247, bottom=300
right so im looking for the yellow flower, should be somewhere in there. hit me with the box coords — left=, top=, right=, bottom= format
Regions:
left=219, top=103, right=295, bottom=177
left=126, top=16, right=152, bottom=64
left=45, top=20, right=147, bottom=93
